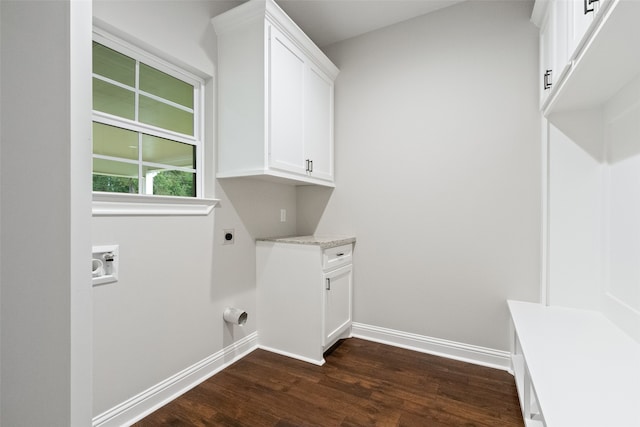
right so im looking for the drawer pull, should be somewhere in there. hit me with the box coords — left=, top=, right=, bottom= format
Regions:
left=336, top=252, right=344, bottom=257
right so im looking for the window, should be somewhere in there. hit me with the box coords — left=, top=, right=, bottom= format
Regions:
left=92, top=32, right=204, bottom=198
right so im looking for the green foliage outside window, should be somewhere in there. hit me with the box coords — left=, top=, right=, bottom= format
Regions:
left=93, top=174, right=138, bottom=194
left=152, top=170, right=195, bottom=197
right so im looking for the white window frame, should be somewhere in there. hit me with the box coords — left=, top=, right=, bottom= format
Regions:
left=92, top=28, right=218, bottom=216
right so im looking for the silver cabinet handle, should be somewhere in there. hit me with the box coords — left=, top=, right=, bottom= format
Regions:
left=326, top=278, right=331, bottom=290
left=543, top=69, right=552, bottom=90
left=584, top=0, right=597, bottom=14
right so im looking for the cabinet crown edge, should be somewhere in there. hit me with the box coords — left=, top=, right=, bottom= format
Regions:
left=211, top=0, right=339, bottom=79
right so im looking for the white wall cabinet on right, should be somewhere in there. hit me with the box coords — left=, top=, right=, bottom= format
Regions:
left=567, top=0, right=611, bottom=54
left=212, top=0, right=339, bottom=187
left=532, top=0, right=614, bottom=111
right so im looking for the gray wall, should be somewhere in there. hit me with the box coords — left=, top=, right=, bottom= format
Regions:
left=1, top=0, right=543, bottom=422
left=1, top=1, right=93, bottom=425
left=299, top=0, right=541, bottom=351
left=92, top=0, right=298, bottom=415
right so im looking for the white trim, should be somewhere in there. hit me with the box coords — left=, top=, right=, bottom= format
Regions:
left=216, top=169, right=336, bottom=188
left=92, top=192, right=219, bottom=216
left=92, top=332, right=258, bottom=427
left=257, top=344, right=325, bottom=366
left=93, top=112, right=198, bottom=147
left=351, top=323, right=512, bottom=372
left=541, top=117, right=550, bottom=305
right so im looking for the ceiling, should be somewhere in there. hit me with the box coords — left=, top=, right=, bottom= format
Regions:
left=272, top=0, right=466, bottom=47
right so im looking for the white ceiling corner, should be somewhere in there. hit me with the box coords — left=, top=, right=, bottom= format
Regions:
left=274, top=0, right=466, bottom=47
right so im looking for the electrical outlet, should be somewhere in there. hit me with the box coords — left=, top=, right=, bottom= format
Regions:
left=223, top=229, right=235, bottom=245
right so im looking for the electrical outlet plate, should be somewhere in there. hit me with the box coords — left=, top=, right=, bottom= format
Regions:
left=223, top=229, right=235, bottom=245
left=92, top=244, right=119, bottom=286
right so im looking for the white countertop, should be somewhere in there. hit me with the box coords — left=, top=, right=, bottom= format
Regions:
left=256, top=235, right=356, bottom=249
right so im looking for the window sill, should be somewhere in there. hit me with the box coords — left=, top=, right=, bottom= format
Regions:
left=92, top=192, right=219, bottom=216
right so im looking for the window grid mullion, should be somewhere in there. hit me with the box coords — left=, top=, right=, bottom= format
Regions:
left=92, top=74, right=194, bottom=115
left=92, top=74, right=135, bottom=92
left=93, top=154, right=139, bottom=165
left=141, top=161, right=197, bottom=174
left=93, top=113, right=198, bottom=146
left=135, top=59, right=140, bottom=123
left=138, top=90, right=194, bottom=114
left=138, top=132, right=144, bottom=195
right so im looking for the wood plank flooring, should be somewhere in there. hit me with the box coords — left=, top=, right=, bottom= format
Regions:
left=134, top=338, right=523, bottom=426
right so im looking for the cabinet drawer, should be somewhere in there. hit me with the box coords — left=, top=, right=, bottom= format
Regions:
left=323, top=244, right=352, bottom=270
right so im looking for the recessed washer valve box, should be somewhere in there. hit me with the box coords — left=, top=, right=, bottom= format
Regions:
left=92, top=244, right=119, bottom=286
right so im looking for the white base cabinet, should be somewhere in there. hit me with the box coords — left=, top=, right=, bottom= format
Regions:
left=323, top=265, right=352, bottom=347
left=256, top=237, right=354, bottom=365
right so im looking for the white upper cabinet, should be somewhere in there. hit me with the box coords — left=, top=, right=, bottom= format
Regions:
left=568, top=0, right=595, bottom=54
left=212, top=0, right=339, bottom=187
left=532, top=0, right=638, bottom=115
left=539, top=8, right=555, bottom=105
left=534, top=0, right=570, bottom=107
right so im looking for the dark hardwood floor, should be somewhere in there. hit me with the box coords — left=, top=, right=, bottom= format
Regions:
left=134, top=338, right=523, bottom=426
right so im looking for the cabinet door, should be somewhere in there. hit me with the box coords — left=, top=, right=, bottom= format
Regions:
left=540, top=10, right=555, bottom=106
left=569, top=0, right=595, bottom=55
left=268, top=25, right=307, bottom=176
left=553, top=1, right=570, bottom=82
left=304, top=65, right=334, bottom=182
left=541, top=0, right=571, bottom=107
left=323, top=264, right=352, bottom=347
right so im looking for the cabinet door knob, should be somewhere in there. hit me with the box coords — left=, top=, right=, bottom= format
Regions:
left=326, top=278, right=331, bottom=290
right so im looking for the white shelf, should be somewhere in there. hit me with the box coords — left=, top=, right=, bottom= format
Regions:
left=508, top=300, right=640, bottom=427
left=92, top=192, right=219, bottom=216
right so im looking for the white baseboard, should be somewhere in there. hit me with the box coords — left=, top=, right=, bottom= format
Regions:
left=92, top=332, right=258, bottom=427
left=257, top=344, right=325, bottom=366
left=351, top=323, right=511, bottom=372
left=93, top=325, right=511, bottom=426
